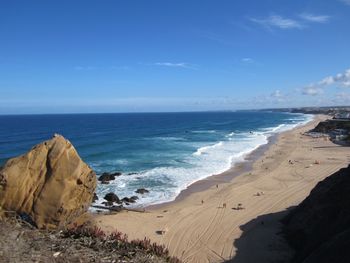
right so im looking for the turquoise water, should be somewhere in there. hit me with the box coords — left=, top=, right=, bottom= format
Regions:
left=0, top=111, right=313, bottom=207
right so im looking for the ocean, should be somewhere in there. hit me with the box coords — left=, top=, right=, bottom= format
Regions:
left=0, top=111, right=313, bottom=207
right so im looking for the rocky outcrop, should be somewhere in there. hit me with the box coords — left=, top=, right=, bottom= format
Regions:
left=135, top=188, right=149, bottom=194
left=98, top=172, right=121, bottom=183
left=104, top=192, right=120, bottom=203
left=312, top=119, right=350, bottom=133
left=282, top=164, right=350, bottom=263
left=121, top=196, right=138, bottom=204
left=0, top=134, right=96, bottom=229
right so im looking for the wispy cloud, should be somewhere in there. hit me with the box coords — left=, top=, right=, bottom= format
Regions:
left=301, top=68, right=350, bottom=96
left=74, top=66, right=96, bottom=70
left=270, top=90, right=285, bottom=102
left=302, top=86, right=324, bottom=96
left=111, top=66, right=130, bottom=70
left=299, top=13, right=330, bottom=23
left=336, top=92, right=350, bottom=99
left=271, top=90, right=283, bottom=98
left=250, top=13, right=331, bottom=31
left=240, top=57, right=262, bottom=66
left=241, top=58, right=254, bottom=64
left=154, top=62, right=197, bottom=69
left=334, top=92, right=350, bottom=104
left=250, top=15, right=303, bottom=30
left=318, top=68, right=350, bottom=88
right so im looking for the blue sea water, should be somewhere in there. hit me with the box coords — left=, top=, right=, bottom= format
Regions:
left=0, top=111, right=313, bottom=207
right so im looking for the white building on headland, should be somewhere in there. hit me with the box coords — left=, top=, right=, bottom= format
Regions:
left=334, top=112, right=350, bottom=120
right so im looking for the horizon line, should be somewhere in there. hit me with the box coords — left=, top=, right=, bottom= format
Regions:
left=1, top=105, right=348, bottom=116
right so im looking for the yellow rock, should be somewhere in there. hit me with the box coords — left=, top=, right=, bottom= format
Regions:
left=0, top=134, right=96, bottom=229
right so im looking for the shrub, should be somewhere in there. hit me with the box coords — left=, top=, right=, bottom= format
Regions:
left=62, top=224, right=182, bottom=262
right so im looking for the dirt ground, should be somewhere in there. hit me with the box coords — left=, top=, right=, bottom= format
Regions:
left=0, top=217, right=175, bottom=263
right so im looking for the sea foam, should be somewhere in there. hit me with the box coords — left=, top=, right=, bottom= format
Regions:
left=94, top=113, right=314, bottom=208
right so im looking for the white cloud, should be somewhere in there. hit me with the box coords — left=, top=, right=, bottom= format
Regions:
left=241, top=58, right=254, bottom=63
left=318, top=68, right=350, bottom=88
left=154, top=62, right=195, bottom=69
left=240, top=58, right=261, bottom=66
left=302, top=86, right=324, bottom=96
left=299, top=13, right=330, bottom=23
left=336, top=92, right=350, bottom=100
left=250, top=15, right=303, bottom=30
left=319, top=76, right=334, bottom=86
left=270, top=90, right=286, bottom=102
left=335, top=69, right=350, bottom=87
left=250, top=13, right=331, bottom=31
left=329, top=92, right=350, bottom=105
left=271, top=90, right=283, bottom=98
left=301, top=68, right=350, bottom=96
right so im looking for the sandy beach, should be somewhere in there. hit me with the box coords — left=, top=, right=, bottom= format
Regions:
left=94, top=115, right=350, bottom=263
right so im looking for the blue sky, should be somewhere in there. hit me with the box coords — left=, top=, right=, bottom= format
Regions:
left=1, top=0, right=350, bottom=114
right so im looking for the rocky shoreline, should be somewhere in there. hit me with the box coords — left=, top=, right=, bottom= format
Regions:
left=0, top=134, right=180, bottom=263
left=94, top=170, right=151, bottom=211
left=2, top=122, right=350, bottom=262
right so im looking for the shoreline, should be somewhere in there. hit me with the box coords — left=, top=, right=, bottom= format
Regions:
left=148, top=133, right=279, bottom=210
left=148, top=116, right=311, bottom=210
left=92, top=113, right=312, bottom=211
left=94, top=114, right=350, bottom=263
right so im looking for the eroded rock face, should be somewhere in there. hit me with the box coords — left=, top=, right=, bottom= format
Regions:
left=0, top=134, right=96, bottom=229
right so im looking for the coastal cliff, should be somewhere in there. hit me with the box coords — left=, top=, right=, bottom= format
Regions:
left=283, top=164, right=350, bottom=263
left=312, top=119, right=350, bottom=134
left=0, top=134, right=96, bottom=229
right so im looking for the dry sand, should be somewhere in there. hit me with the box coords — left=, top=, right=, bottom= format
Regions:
left=94, top=115, right=350, bottom=263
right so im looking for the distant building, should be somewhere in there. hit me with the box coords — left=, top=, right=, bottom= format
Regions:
left=334, top=112, right=350, bottom=120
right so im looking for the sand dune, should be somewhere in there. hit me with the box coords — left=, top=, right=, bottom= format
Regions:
left=94, top=115, right=350, bottom=263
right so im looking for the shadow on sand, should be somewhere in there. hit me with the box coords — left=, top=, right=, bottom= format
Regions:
left=225, top=209, right=294, bottom=263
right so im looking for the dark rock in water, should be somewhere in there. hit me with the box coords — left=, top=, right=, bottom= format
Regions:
left=101, top=181, right=110, bottom=185
left=282, top=164, right=350, bottom=263
left=128, top=172, right=137, bottom=175
left=93, top=193, right=98, bottom=203
left=130, top=196, right=139, bottom=201
left=104, top=193, right=120, bottom=203
left=102, top=201, right=114, bottom=207
left=135, top=188, right=149, bottom=194
left=98, top=172, right=122, bottom=183
left=121, top=197, right=130, bottom=203
left=121, top=196, right=138, bottom=204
